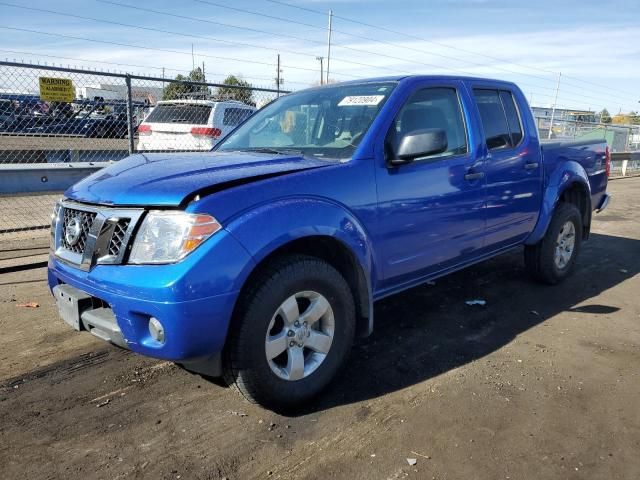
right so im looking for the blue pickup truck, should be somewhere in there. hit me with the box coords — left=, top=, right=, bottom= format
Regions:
left=48, top=75, right=610, bottom=408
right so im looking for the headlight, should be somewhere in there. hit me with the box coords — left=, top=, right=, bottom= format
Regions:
left=129, top=211, right=222, bottom=264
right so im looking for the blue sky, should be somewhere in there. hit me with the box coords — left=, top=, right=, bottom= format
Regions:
left=1, top=0, right=638, bottom=112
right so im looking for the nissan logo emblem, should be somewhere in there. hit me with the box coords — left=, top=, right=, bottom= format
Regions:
left=65, top=217, right=82, bottom=246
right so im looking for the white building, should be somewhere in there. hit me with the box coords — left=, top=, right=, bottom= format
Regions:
left=76, top=84, right=164, bottom=104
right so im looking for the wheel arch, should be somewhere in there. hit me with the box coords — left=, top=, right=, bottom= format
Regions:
left=225, top=198, right=376, bottom=339
left=525, top=161, right=592, bottom=245
left=235, top=235, right=372, bottom=338
left=558, top=181, right=591, bottom=239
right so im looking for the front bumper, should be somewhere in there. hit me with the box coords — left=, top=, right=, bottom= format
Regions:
left=52, top=283, right=127, bottom=348
left=48, top=259, right=239, bottom=363
left=47, top=228, right=255, bottom=366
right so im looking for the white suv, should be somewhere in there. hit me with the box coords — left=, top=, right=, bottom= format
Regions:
left=137, top=100, right=256, bottom=151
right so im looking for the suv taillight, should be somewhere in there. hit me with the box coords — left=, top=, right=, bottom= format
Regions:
left=138, top=124, right=151, bottom=135
left=191, top=127, right=221, bottom=138
left=605, top=145, right=611, bottom=177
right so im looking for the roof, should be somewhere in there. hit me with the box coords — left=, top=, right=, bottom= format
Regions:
left=339, top=74, right=517, bottom=85
left=301, top=75, right=519, bottom=92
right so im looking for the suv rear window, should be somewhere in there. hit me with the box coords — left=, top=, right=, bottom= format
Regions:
left=223, top=108, right=254, bottom=126
left=144, top=104, right=212, bottom=125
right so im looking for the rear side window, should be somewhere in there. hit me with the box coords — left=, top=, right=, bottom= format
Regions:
left=499, top=91, right=523, bottom=145
left=388, top=87, right=468, bottom=159
left=473, top=89, right=523, bottom=150
left=223, top=107, right=254, bottom=126
left=144, top=104, right=212, bottom=125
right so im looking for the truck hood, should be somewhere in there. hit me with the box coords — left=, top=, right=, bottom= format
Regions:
left=65, top=151, right=333, bottom=206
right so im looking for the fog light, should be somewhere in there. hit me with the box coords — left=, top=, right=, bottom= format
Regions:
left=149, top=317, right=165, bottom=344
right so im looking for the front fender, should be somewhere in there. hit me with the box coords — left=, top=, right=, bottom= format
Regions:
left=525, top=160, right=591, bottom=245
left=225, top=197, right=376, bottom=286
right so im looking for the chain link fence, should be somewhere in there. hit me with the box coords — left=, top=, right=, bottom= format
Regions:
left=535, top=117, right=640, bottom=153
left=0, top=61, right=284, bottom=238
left=2, top=60, right=639, bottom=239
left=535, top=116, right=640, bottom=178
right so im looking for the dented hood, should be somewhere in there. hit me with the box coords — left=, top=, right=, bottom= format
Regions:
left=65, top=151, right=331, bottom=207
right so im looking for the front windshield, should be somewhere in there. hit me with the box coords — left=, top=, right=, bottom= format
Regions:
left=217, top=82, right=396, bottom=159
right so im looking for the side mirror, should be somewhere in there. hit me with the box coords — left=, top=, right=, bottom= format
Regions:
left=388, top=128, right=448, bottom=167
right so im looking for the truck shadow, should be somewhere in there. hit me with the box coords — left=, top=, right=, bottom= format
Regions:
left=287, top=232, right=639, bottom=416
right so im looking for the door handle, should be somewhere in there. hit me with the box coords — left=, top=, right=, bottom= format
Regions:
left=464, top=171, right=485, bottom=181
left=524, top=162, right=539, bottom=170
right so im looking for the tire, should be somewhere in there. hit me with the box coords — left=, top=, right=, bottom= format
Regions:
left=223, top=255, right=356, bottom=409
left=525, top=202, right=583, bottom=285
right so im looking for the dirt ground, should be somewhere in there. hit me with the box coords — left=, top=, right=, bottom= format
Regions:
left=1, top=178, right=638, bottom=480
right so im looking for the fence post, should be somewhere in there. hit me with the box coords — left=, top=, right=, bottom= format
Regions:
left=125, top=75, right=135, bottom=155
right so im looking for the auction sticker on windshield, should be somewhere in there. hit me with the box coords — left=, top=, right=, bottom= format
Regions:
left=338, top=95, right=385, bottom=107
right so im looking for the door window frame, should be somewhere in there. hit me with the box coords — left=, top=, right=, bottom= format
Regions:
left=472, top=87, right=525, bottom=152
left=385, top=85, right=470, bottom=164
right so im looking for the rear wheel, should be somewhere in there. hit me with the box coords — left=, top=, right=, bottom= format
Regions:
left=525, top=202, right=582, bottom=285
left=223, top=255, right=355, bottom=409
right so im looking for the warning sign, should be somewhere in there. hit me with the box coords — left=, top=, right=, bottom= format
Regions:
left=39, top=77, right=75, bottom=102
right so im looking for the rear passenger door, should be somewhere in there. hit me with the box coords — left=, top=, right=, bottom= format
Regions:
left=472, top=87, right=542, bottom=249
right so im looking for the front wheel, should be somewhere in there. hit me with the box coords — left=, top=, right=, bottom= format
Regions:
left=223, top=255, right=356, bottom=409
left=525, top=203, right=583, bottom=285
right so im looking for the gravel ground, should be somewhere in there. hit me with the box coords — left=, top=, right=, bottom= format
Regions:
left=0, top=177, right=638, bottom=480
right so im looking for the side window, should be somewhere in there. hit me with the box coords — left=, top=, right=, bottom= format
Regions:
left=499, top=91, right=523, bottom=145
left=473, top=89, right=523, bottom=150
left=388, top=87, right=468, bottom=159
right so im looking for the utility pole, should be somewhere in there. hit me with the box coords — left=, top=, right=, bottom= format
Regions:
left=275, top=54, right=284, bottom=97
left=316, top=56, right=324, bottom=85
left=326, top=9, right=333, bottom=84
left=191, top=44, right=195, bottom=71
left=202, top=61, right=206, bottom=98
left=548, top=72, right=561, bottom=139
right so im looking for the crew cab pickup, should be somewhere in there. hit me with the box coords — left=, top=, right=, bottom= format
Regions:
left=48, top=76, right=611, bottom=409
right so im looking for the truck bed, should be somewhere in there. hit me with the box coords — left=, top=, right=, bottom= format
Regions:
left=540, top=138, right=609, bottom=211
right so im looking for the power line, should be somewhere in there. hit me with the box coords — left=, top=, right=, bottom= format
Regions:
left=96, top=0, right=375, bottom=78
left=1, top=2, right=478, bottom=86
left=0, top=23, right=620, bottom=112
left=190, top=0, right=636, bottom=109
left=0, top=25, right=334, bottom=75
left=88, top=0, right=637, bottom=109
left=2, top=2, right=635, bottom=110
left=266, top=0, right=640, bottom=105
left=97, top=0, right=468, bottom=78
left=267, top=0, right=558, bottom=76
left=0, top=2, right=319, bottom=62
left=193, top=0, right=526, bottom=77
left=1, top=2, right=393, bottom=81
left=0, top=48, right=309, bottom=86
left=97, top=0, right=326, bottom=48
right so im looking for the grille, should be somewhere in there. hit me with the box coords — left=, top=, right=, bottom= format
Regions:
left=61, top=208, right=96, bottom=254
left=107, top=219, right=131, bottom=257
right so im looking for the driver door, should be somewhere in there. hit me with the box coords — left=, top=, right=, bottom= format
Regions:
left=375, top=81, right=487, bottom=289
